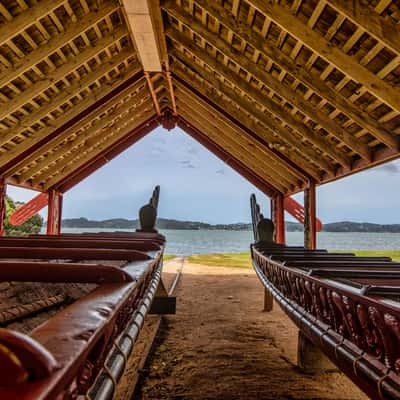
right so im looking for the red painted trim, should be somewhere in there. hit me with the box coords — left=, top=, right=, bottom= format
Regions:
left=55, top=116, right=160, bottom=192
left=1, top=70, right=145, bottom=174
left=9, top=193, right=48, bottom=226
left=177, top=116, right=278, bottom=198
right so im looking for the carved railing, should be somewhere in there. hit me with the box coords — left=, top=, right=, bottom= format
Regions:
left=250, top=194, right=400, bottom=399
left=0, top=187, right=167, bottom=399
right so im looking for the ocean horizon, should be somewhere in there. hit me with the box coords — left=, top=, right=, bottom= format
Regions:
left=47, top=227, right=400, bottom=256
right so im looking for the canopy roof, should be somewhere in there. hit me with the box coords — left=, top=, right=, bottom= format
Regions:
left=0, top=0, right=399, bottom=197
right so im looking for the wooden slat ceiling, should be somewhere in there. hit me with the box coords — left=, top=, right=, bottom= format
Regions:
left=0, top=0, right=399, bottom=197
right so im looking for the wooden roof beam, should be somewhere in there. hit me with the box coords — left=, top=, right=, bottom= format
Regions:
left=0, top=50, right=138, bottom=152
left=174, top=84, right=304, bottom=186
left=171, top=55, right=332, bottom=175
left=0, top=2, right=121, bottom=89
left=176, top=90, right=301, bottom=187
left=170, top=0, right=396, bottom=150
left=145, top=72, right=161, bottom=116
left=19, top=85, right=152, bottom=183
left=177, top=116, right=279, bottom=198
left=163, top=4, right=372, bottom=161
left=246, top=0, right=400, bottom=116
left=0, top=0, right=66, bottom=47
left=33, top=97, right=156, bottom=186
left=324, top=0, right=400, bottom=57
left=172, top=73, right=322, bottom=180
left=166, top=30, right=351, bottom=168
left=121, top=0, right=162, bottom=71
left=1, top=69, right=144, bottom=175
left=177, top=100, right=296, bottom=193
left=43, top=101, right=156, bottom=190
left=55, top=115, right=161, bottom=192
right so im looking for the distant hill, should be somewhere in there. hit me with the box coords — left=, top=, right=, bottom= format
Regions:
left=61, top=218, right=400, bottom=232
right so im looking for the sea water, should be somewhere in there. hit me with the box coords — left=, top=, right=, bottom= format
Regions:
left=52, top=228, right=400, bottom=256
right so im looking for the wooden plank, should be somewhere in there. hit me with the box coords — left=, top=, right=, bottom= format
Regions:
left=167, top=29, right=352, bottom=168
left=246, top=0, right=400, bottom=114
left=325, top=0, right=400, bottom=57
left=43, top=103, right=156, bottom=190
left=173, top=65, right=326, bottom=178
left=30, top=95, right=153, bottom=185
left=0, top=50, right=136, bottom=150
left=18, top=85, right=149, bottom=183
left=181, top=0, right=396, bottom=150
left=0, top=2, right=121, bottom=89
left=163, top=4, right=372, bottom=160
left=0, top=0, right=66, bottom=47
left=3, top=65, right=142, bottom=176
left=176, top=88, right=303, bottom=187
left=178, top=105, right=291, bottom=193
left=0, top=25, right=129, bottom=123
left=178, top=101, right=298, bottom=191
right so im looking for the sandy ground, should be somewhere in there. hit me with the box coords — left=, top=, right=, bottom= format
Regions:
left=134, top=260, right=367, bottom=400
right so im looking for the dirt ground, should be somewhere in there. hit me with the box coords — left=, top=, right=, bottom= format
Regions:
left=134, top=260, right=367, bottom=400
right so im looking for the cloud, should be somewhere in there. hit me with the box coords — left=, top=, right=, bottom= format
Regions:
left=379, top=162, right=399, bottom=174
left=187, top=146, right=198, bottom=155
left=183, top=163, right=196, bottom=169
left=216, top=169, right=225, bottom=175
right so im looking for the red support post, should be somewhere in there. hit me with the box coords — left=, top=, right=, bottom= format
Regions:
left=275, top=193, right=286, bottom=245
left=304, top=180, right=317, bottom=249
left=0, top=177, right=6, bottom=236
left=47, top=190, right=63, bottom=235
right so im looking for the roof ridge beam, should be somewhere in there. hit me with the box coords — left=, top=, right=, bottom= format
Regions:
left=163, top=4, right=372, bottom=160
left=246, top=0, right=400, bottom=115
left=172, top=0, right=397, bottom=150
left=167, top=28, right=351, bottom=168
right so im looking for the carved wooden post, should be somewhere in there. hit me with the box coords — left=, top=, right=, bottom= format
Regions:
left=304, top=180, right=316, bottom=250
left=274, top=193, right=285, bottom=245
left=0, top=177, right=6, bottom=236
left=47, top=190, right=63, bottom=235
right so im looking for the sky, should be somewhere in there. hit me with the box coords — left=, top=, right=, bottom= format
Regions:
left=7, top=126, right=400, bottom=224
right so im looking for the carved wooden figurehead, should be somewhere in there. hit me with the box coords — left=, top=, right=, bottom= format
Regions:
left=137, top=204, right=158, bottom=233
left=256, top=218, right=275, bottom=244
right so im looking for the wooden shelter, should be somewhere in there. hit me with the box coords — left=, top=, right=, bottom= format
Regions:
left=0, top=0, right=399, bottom=243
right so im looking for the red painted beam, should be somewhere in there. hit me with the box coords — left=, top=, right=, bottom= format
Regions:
left=284, top=196, right=323, bottom=232
left=54, top=115, right=160, bottom=193
left=304, top=180, right=317, bottom=250
left=177, top=116, right=278, bottom=198
left=9, top=193, right=48, bottom=226
left=274, top=193, right=285, bottom=245
left=1, top=70, right=144, bottom=175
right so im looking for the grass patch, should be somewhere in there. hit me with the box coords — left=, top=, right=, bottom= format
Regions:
left=187, top=252, right=252, bottom=269
left=351, top=250, right=400, bottom=261
left=164, top=254, right=176, bottom=261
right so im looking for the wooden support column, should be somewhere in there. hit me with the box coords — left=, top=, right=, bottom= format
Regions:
left=304, top=180, right=317, bottom=250
left=274, top=193, right=285, bottom=245
left=0, top=177, right=6, bottom=236
left=47, top=190, right=63, bottom=235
